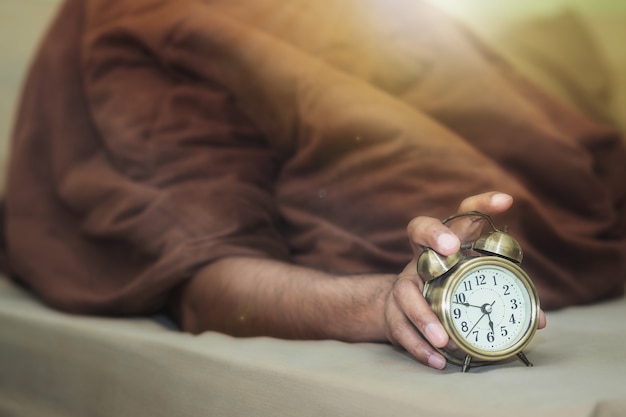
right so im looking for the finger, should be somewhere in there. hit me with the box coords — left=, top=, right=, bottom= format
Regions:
left=448, top=192, right=514, bottom=241
left=538, top=310, right=547, bottom=329
left=385, top=295, right=448, bottom=369
left=392, top=278, right=448, bottom=347
left=458, top=191, right=513, bottom=214
left=386, top=275, right=450, bottom=370
left=407, top=216, right=460, bottom=257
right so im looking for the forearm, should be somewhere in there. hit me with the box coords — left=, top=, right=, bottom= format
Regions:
left=169, top=257, right=396, bottom=342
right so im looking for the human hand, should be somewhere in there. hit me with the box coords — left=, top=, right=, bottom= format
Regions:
left=383, top=191, right=546, bottom=369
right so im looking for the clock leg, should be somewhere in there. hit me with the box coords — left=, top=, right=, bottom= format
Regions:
left=517, top=352, right=533, bottom=367
left=462, top=355, right=472, bottom=373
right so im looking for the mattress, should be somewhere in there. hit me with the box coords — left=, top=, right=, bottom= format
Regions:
left=1, top=276, right=625, bottom=417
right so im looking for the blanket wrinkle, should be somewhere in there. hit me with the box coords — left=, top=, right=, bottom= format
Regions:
left=2, top=0, right=626, bottom=315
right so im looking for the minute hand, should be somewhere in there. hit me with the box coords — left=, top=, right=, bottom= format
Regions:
left=454, top=302, right=483, bottom=309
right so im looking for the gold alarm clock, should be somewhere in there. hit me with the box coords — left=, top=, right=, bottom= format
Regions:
left=418, top=211, right=540, bottom=372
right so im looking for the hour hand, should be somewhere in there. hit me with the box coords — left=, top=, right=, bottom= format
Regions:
left=479, top=301, right=496, bottom=332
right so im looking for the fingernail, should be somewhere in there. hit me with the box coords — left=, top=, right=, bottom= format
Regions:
left=491, top=193, right=512, bottom=206
left=437, top=233, right=458, bottom=253
left=425, top=322, right=447, bottom=347
left=428, top=354, right=447, bottom=370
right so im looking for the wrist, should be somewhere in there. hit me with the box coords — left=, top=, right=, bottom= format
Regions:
left=320, top=273, right=396, bottom=342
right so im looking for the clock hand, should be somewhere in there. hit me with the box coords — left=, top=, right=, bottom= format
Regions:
left=465, top=312, right=486, bottom=338
left=465, top=301, right=496, bottom=338
left=478, top=300, right=496, bottom=315
left=487, top=314, right=494, bottom=334
left=453, top=302, right=483, bottom=309
left=483, top=301, right=496, bottom=334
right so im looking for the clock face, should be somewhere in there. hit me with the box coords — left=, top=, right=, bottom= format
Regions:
left=447, top=262, right=534, bottom=354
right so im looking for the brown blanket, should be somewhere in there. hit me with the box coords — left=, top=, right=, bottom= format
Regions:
left=3, top=0, right=626, bottom=315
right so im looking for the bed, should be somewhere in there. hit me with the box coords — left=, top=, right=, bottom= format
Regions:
left=2, top=277, right=626, bottom=417
left=1, top=1, right=625, bottom=416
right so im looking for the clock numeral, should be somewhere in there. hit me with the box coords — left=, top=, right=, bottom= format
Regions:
left=500, top=326, right=508, bottom=337
left=475, top=274, right=486, bottom=286
left=463, top=281, right=472, bottom=291
left=510, top=299, right=519, bottom=310
left=487, top=331, right=495, bottom=343
left=509, top=314, right=517, bottom=324
left=503, top=284, right=511, bottom=295
left=492, top=275, right=498, bottom=286
left=461, top=321, right=469, bottom=332
left=454, top=293, right=467, bottom=304
left=472, top=330, right=479, bottom=342
left=453, top=308, right=462, bottom=319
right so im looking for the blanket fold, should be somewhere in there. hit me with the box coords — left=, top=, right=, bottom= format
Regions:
left=4, top=0, right=626, bottom=314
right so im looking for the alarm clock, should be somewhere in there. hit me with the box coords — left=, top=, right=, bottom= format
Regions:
left=418, top=211, right=540, bottom=372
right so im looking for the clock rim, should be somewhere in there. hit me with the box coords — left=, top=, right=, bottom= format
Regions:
left=433, top=256, right=540, bottom=362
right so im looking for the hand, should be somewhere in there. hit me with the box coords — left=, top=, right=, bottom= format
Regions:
left=383, top=191, right=546, bottom=370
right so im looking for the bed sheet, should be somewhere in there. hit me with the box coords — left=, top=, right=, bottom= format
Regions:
left=1, top=277, right=625, bottom=417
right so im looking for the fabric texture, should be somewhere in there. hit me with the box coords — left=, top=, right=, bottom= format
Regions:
left=3, top=0, right=626, bottom=314
left=486, top=10, right=617, bottom=129
left=1, top=276, right=626, bottom=417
